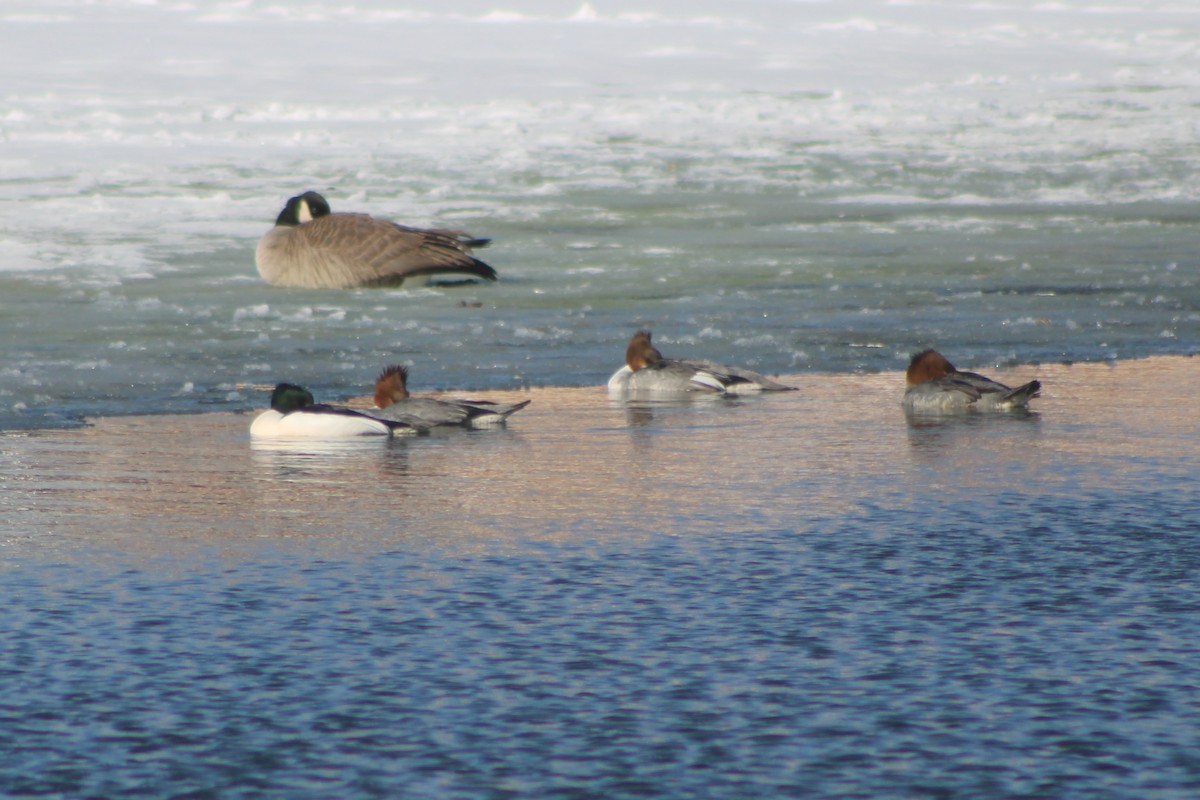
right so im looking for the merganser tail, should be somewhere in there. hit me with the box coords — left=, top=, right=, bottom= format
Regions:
left=1001, top=379, right=1042, bottom=407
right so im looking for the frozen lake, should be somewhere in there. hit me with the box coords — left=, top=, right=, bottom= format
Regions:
left=1, top=0, right=1197, bottom=425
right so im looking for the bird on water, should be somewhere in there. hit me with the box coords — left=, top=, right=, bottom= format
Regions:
left=255, top=191, right=497, bottom=289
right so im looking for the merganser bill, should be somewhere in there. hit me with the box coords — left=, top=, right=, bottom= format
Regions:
left=255, top=191, right=498, bottom=289
left=250, top=383, right=425, bottom=438
left=902, top=349, right=1041, bottom=413
left=367, top=365, right=531, bottom=427
left=607, top=330, right=795, bottom=396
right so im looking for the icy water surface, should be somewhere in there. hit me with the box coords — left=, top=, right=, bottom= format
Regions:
left=2, top=359, right=1199, bottom=798
left=2, top=0, right=1199, bottom=427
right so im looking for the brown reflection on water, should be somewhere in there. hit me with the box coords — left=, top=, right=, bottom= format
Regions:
left=1, top=357, right=1195, bottom=557
left=902, top=356, right=1198, bottom=494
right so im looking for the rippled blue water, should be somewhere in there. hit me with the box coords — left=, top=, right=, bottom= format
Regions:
left=5, top=486, right=1200, bottom=798
left=3, top=367, right=1200, bottom=799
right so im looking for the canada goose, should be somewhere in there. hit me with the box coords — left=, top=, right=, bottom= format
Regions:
left=255, top=191, right=498, bottom=288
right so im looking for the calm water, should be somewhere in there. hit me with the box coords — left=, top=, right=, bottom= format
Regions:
left=2, top=360, right=1199, bottom=798
left=1, top=0, right=1198, bottom=427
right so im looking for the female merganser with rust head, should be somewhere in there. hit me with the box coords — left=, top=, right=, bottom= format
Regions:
left=255, top=191, right=498, bottom=289
left=902, top=349, right=1041, bottom=413
left=607, top=330, right=795, bottom=396
left=367, top=365, right=531, bottom=428
left=250, top=383, right=426, bottom=438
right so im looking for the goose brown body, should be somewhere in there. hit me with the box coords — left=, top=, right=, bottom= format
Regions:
left=255, top=191, right=497, bottom=289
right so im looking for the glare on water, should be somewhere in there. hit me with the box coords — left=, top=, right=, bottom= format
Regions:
left=3, top=358, right=1194, bottom=552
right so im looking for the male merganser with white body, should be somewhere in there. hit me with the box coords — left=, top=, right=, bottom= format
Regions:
left=255, top=191, right=498, bottom=289
left=367, top=365, right=531, bottom=427
left=250, top=383, right=425, bottom=438
left=607, top=330, right=794, bottom=396
left=902, top=349, right=1041, bottom=413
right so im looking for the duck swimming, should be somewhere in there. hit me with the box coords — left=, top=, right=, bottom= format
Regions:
left=607, top=330, right=795, bottom=396
left=902, top=349, right=1041, bottom=413
left=250, top=383, right=426, bottom=438
left=255, top=191, right=498, bottom=289
left=367, top=365, right=531, bottom=428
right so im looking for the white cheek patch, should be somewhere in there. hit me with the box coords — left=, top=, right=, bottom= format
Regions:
left=298, top=199, right=314, bottom=223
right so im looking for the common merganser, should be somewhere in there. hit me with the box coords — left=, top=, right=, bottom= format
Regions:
left=255, top=191, right=497, bottom=289
left=250, top=383, right=425, bottom=438
left=367, top=365, right=531, bottom=427
left=607, top=330, right=794, bottom=396
left=902, top=349, right=1041, bottom=413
